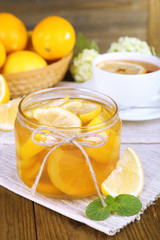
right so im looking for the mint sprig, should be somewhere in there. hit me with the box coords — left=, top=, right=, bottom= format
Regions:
left=111, top=194, right=142, bottom=216
left=86, top=194, right=142, bottom=221
left=86, top=198, right=110, bottom=221
left=74, top=32, right=99, bottom=57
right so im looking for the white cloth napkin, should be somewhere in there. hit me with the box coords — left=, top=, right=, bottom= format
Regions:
left=0, top=131, right=160, bottom=236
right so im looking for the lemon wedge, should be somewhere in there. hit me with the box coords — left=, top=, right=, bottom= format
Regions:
left=0, top=98, right=21, bottom=130
left=99, top=61, right=146, bottom=74
left=0, top=75, right=10, bottom=103
left=32, top=107, right=82, bottom=128
left=79, top=102, right=102, bottom=122
left=101, top=146, right=144, bottom=197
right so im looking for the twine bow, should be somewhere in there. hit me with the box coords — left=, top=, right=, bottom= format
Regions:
left=31, top=127, right=107, bottom=206
left=18, top=112, right=118, bottom=206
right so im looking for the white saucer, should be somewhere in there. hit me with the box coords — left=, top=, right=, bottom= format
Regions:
left=119, top=106, right=160, bottom=121
left=81, top=81, right=160, bottom=121
left=57, top=81, right=160, bottom=121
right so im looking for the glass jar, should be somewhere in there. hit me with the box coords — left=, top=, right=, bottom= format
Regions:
left=15, top=87, right=122, bottom=199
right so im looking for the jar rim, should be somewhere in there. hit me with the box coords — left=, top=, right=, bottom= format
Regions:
left=18, top=87, right=119, bottom=131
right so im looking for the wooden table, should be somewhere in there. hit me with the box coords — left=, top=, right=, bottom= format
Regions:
left=0, top=186, right=159, bottom=240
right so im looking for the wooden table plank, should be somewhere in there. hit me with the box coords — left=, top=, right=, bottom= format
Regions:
left=1, top=185, right=159, bottom=240
left=33, top=198, right=160, bottom=240
left=0, top=186, right=37, bottom=240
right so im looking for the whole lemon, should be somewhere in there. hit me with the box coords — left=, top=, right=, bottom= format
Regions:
left=0, top=41, right=6, bottom=68
left=2, top=50, right=47, bottom=74
left=0, top=12, right=28, bottom=53
left=32, top=16, right=76, bottom=60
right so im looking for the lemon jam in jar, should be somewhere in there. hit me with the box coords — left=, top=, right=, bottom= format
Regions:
left=15, top=88, right=122, bottom=199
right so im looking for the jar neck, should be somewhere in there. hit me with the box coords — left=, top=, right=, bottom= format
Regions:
left=17, top=87, right=120, bottom=133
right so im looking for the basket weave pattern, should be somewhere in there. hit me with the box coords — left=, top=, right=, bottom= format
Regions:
left=3, top=52, right=73, bottom=98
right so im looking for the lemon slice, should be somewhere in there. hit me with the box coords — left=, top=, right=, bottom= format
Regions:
left=0, top=98, right=21, bottom=130
left=18, top=132, right=51, bottom=161
left=24, top=95, right=69, bottom=118
left=79, top=102, right=102, bottom=122
left=101, top=146, right=144, bottom=197
left=99, top=61, right=146, bottom=74
left=88, top=116, right=103, bottom=127
left=61, top=100, right=83, bottom=114
left=32, top=107, right=82, bottom=128
left=41, top=95, right=69, bottom=108
left=0, top=75, right=10, bottom=103
left=47, top=146, right=111, bottom=196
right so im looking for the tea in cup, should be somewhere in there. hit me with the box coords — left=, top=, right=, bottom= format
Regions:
left=92, top=52, right=160, bottom=108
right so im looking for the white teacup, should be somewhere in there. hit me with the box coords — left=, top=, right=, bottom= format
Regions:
left=92, top=52, right=160, bottom=108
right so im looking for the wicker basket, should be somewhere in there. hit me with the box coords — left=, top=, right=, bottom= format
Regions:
left=3, top=52, right=73, bottom=98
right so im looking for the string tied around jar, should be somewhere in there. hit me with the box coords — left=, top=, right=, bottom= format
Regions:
left=31, top=126, right=107, bottom=206
left=18, top=113, right=119, bottom=207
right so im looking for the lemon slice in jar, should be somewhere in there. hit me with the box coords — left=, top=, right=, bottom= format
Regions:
left=24, top=95, right=69, bottom=118
left=61, top=100, right=83, bottom=114
left=98, top=61, right=146, bottom=74
left=101, top=146, right=144, bottom=197
left=79, top=101, right=102, bottom=122
left=47, top=146, right=112, bottom=196
left=41, top=94, right=69, bottom=108
left=32, top=107, right=82, bottom=128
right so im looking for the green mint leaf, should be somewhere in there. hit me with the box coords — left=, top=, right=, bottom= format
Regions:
left=86, top=198, right=110, bottom=221
left=76, top=32, right=91, bottom=53
left=75, top=32, right=99, bottom=55
left=90, top=40, right=99, bottom=52
left=104, top=195, right=117, bottom=212
left=108, top=202, right=118, bottom=212
left=104, top=195, right=115, bottom=205
left=114, top=194, right=142, bottom=216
